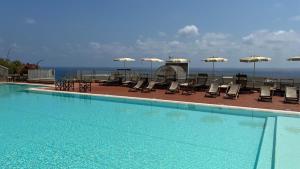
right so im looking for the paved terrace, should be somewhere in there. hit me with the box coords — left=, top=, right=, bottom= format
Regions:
left=45, top=83, right=300, bottom=112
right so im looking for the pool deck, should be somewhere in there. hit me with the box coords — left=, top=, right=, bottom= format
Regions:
left=41, top=83, right=300, bottom=112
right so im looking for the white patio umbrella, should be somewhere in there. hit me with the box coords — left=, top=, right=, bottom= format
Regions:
left=141, top=57, right=164, bottom=79
left=113, top=57, right=135, bottom=67
left=287, top=56, right=300, bottom=61
left=168, top=58, right=190, bottom=63
left=240, top=55, right=271, bottom=88
left=202, top=56, right=228, bottom=77
left=113, top=57, right=135, bottom=80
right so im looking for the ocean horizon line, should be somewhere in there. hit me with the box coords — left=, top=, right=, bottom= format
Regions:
left=46, top=66, right=300, bottom=70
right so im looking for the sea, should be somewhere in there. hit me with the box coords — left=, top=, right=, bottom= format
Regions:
left=52, top=67, right=300, bottom=80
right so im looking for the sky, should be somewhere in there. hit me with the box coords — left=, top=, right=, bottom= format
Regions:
left=1, top=0, right=300, bottom=68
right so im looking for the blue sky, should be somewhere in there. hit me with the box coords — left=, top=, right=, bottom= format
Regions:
left=1, top=0, right=300, bottom=68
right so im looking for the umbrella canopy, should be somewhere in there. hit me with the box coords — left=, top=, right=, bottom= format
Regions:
left=141, top=57, right=164, bottom=63
left=113, top=57, right=135, bottom=62
left=203, top=56, right=228, bottom=77
left=113, top=57, right=135, bottom=80
left=240, top=56, right=271, bottom=63
left=141, top=57, right=164, bottom=79
left=287, top=56, right=300, bottom=61
left=203, top=57, right=228, bottom=62
left=240, top=55, right=271, bottom=88
left=113, top=57, right=135, bottom=67
left=167, top=58, right=190, bottom=63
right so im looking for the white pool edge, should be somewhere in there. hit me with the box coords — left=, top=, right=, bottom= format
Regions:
left=1, top=82, right=299, bottom=116
left=23, top=85, right=300, bottom=116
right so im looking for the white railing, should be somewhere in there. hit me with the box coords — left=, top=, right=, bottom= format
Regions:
left=0, top=65, right=8, bottom=81
left=28, top=69, right=55, bottom=80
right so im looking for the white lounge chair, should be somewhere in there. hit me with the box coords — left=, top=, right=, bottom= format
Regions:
left=224, top=84, right=241, bottom=100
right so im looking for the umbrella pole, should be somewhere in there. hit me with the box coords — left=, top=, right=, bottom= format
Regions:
left=124, top=61, right=126, bottom=81
left=212, top=62, right=215, bottom=79
left=253, top=62, right=256, bottom=89
left=150, top=62, right=153, bottom=81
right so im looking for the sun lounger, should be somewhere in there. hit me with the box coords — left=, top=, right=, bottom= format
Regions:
left=103, top=77, right=123, bottom=86
left=236, top=73, right=247, bottom=89
left=224, top=84, right=241, bottom=99
left=284, top=87, right=299, bottom=104
left=258, top=86, right=272, bottom=102
left=193, top=74, right=208, bottom=91
left=180, top=81, right=195, bottom=95
left=142, top=81, right=157, bottom=93
left=219, top=76, right=233, bottom=92
left=128, top=80, right=144, bottom=92
left=205, top=83, right=220, bottom=98
left=165, top=81, right=179, bottom=94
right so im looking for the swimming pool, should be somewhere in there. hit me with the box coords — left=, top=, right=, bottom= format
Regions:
left=0, top=84, right=299, bottom=169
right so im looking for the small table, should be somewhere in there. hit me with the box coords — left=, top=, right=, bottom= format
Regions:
left=218, top=84, right=230, bottom=93
left=180, top=83, right=195, bottom=95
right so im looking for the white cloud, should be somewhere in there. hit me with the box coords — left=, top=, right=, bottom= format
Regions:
left=178, top=25, right=199, bottom=36
left=168, top=40, right=181, bottom=47
left=89, top=41, right=134, bottom=56
left=242, top=30, right=300, bottom=47
left=85, top=28, right=300, bottom=67
left=89, top=42, right=101, bottom=49
left=7, top=24, right=300, bottom=67
left=158, top=32, right=167, bottom=37
left=25, top=18, right=37, bottom=24
left=289, top=15, right=300, bottom=21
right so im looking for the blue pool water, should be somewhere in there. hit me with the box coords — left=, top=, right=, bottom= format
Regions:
left=0, top=84, right=299, bottom=169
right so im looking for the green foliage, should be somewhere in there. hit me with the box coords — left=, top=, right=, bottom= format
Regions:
left=0, top=58, right=25, bottom=74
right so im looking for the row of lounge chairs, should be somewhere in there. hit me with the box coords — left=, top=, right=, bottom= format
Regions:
left=257, top=86, right=299, bottom=103
left=205, top=83, right=299, bottom=103
left=127, top=80, right=299, bottom=103
left=205, top=83, right=240, bottom=99
left=127, top=80, right=241, bottom=99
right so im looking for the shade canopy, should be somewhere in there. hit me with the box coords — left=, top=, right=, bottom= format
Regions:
left=203, top=57, right=228, bottom=62
left=113, top=57, right=135, bottom=80
left=240, top=55, right=271, bottom=88
left=141, top=57, right=164, bottom=79
left=155, top=65, right=187, bottom=81
left=240, top=56, right=271, bottom=63
left=167, top=58, right=190, bottom=63
left=141, top=57, right=164, bottom=62
left=202, top=56, right=228, bottom=77
left=113, top=57, right=135, bottom=62
left=287, top=56, right=300, bottom=61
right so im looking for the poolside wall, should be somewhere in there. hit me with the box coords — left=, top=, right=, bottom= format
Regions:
left=0, top=65, right=8, bottom=81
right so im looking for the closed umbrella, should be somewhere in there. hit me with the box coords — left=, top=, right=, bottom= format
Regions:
left=141, top=57, right=164, bottom=80
left=113, top=57, right=135, bottom=80
left=287, top=56, right=300, bottom=61
left=203, top=56, right=228, bottom=77
left=240, top=55, right=271, bottom=88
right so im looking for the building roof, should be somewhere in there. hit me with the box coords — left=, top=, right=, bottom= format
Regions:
left=0, top=65, right=8, bottom=70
